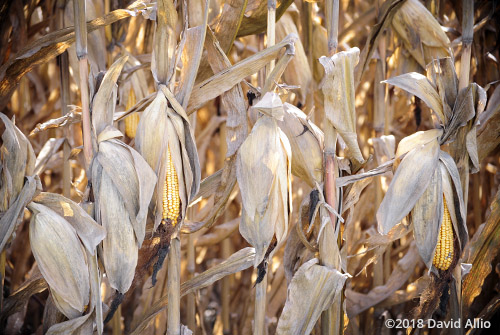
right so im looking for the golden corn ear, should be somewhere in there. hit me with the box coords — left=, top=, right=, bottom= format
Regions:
left=162, top=146, right=180, bottom=226
left=124, top=89, right=139, bottom=138
left=433, top=196, right=454, bottom=270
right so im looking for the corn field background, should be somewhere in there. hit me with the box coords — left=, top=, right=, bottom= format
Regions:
left=0, top=0, right=499, bottom=334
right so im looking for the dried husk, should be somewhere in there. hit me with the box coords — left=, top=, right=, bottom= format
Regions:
left=237, top=99, right=292, bottom=266
left=135, top=89, right=200, bottom=230
left=277, top=103, right=323, bottom=188
left=276, top=258, right=348, bottom=335
left=391, top=0, right=450, bottom=68
left=92, top=133, right=156, bottom=293
left=319, top=47, right=364, bottom=165
left=377, top=131, right=440, bottom=234
left=28, top=203, right=90, bottom=319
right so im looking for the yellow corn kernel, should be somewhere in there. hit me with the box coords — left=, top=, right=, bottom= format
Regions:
left=433, top=196, right=454, bottom=270
left=162, top=146, right=180, bottom=226
left=124, top=89, right=139, bottom=138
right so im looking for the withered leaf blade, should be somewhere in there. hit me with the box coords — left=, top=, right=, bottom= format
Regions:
left=92, top=55, right=128, bottom=136
left=46, top=311, right=93, bottom=335
left=377, top=138, right=439, bottom=234
left=0, top=113, right=36, bottom=202
left=29, top=110, right=82, bottom=136
left=31, top=192, right=106, bottom=254
left=411, top=165, right=442, bottom=269
left=276, top=258, right=349, bottom=335
left=320, top=47, right=364, bottom=165
left=0, top=176, right=39, bottom=251
left=187, top=34, right=298, bottom=113
left=384, top=72, right=444, bottom=124
left=152, top=0, right=178, bottom=84
left=129, top=247, right=255, bottom=334
left=392, top=0, right=450, bottom=68
left=28, top=203, right=90, bottom=318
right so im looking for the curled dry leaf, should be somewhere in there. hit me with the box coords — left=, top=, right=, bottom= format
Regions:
left=28, top=202, right=91, bottom=319
left=276, top=258, right=349, bottom=335
left=0, top=113, right=39, bottom=251
left=320, top=47, right=364, bottom=166
left=237, top=94, right=292, bottom=266
left=277, top=103, right=323, bottom=188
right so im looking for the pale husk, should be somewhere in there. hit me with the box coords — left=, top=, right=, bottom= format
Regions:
left=276, top=258, right=349, bottom=335
left=28, top=203, right=90, bottom=318
left=319, top=47, right=364, bottom=165
left=277, top=103, right=323, bottom=187
left=237, top=108, right=292, bottom=266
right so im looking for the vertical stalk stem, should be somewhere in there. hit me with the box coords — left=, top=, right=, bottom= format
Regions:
left=266, top=0, right=276, bottom=76
left=167, top=237, right=181, bottom=335
left=254, top=272, right=268, bottom=335
left=322, top=1, right=342, bottom=335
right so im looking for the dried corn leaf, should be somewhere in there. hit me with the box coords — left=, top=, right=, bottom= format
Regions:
left=0, top=176, right=39, bottom=252
left=187, top=34, right=297, bottom=113
left=276, top=12, right=311, bottom=104
left=0, top=113, right=36, bottom=206
left=277, top=103, right=323, bottom=187
left=392, top=0, right=450, bottom=68
left=92, top=55, right=128, bottom=136
left=175, top=0, right=208, bottom=109
left=276, top=258, right=348, bottom=335
left=462, top=188, right=500, bottom=314
left=0, top=1, right=152, bottom=110
left=384, top=72, right=444, bottom=124
left=199, top=29, right=248, bottom=228
left=28, top=203, right=90, bottom=318
left=152, top=0, right=177, bottom=84
left=130, top=247, right=255, bottom=334
left=346, top=242, right=420, bottom=317
left=377, top=138, right=439, bottom=234
left=320, top=48, right=364, bottom=165
left=236, top=0, right=294, bottom=37
left=29, top=110, right=82, bottom=136
left=46, top=311, right=93, bottom=335
left=237, top=112, right=291, bottom=266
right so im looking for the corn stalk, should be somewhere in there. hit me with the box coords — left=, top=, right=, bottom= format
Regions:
left=321, top=0, right=342, bottom=334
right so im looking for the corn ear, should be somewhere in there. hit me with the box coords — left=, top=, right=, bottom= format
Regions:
left=162, top=146, right=181, bottom=226
left=433, top=196, right=454, bottom=270
left=125, top=88, right=140, bottom=138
